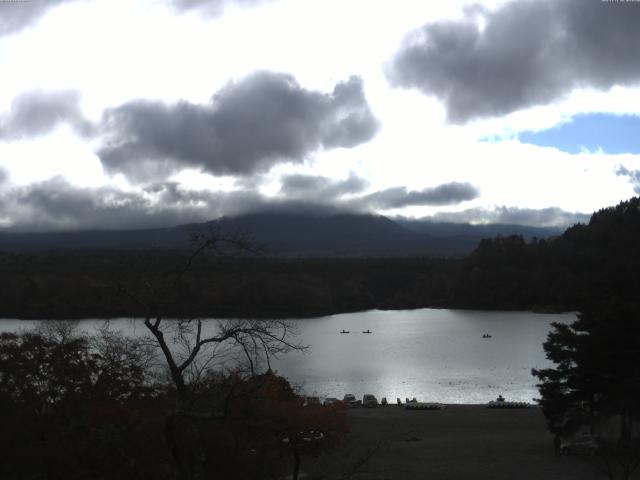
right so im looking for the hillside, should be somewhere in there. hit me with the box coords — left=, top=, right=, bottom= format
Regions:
left=450, top=197, right=640, bottom=310
left=0, top=212, right=561, bottom=257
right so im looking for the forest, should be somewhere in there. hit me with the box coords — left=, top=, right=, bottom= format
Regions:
left=1, top=197, right=639, bottom=319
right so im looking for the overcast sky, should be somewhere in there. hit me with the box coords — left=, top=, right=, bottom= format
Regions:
left=1, top=0, right=639, bottom=231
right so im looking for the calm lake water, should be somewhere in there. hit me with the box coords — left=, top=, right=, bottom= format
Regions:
left=0, top=308, right=575, bottom=404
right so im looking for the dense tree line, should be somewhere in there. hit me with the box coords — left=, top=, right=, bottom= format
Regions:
left=1, top=197, right=638, bottom=319
left=451, top=197, right=640, bottom=310
left=0, top=254, right=458, bottom=319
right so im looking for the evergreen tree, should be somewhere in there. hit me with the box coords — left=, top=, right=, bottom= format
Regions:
left=533, top=301, right=640, bottom=479
left=533, top=301, right=640, bottom=437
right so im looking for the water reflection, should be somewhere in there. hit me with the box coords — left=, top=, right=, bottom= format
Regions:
left=0, top=308, right=574, bottom=404
left=270, top=309, right=575, bottom=403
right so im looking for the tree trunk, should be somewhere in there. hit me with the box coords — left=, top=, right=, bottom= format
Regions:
left=619, top=409, right=632, bottom=449
left=165, top=412, right=206, bottom=480
left=292, top=438, right=301, bottom=480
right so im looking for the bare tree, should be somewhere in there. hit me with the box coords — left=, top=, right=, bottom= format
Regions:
left=119, top=227, right=306, bottom=480
left=34, top=319, right=80, bottom=345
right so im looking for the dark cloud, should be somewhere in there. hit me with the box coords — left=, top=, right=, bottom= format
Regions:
left=279, top=175, right=476, bottom=210
left=279, top=173, right=368, bottom=199
left=357, top=182, right=479, bottom=209
left=0, top=177, right=354, bottom=232
left=0, top=178, right=265, bottom=231
left=388, top=0, right=640, bottom=123
left=0, top=90, right=93, bottom=140
left=0, top=167, right=7, bottom=185
left=430, top=206, right=589, bottom=228
left=320, top=78, right=381, bottom=149
left=168, top=0, right=271, bottom=18
left=616, top=165, right=640, bottom=194
left=98, top=72, right=379, bottom=182
left=2, top=178, right=158, bottom=231
left=0, top=174, right=479, bottom=231
left=0, top=0, right=80, bottom=36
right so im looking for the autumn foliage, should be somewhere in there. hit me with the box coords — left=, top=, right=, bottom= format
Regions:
left=0, top=329, right=349, bottom=480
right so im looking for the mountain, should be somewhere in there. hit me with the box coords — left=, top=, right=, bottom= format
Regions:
left=0, top=212, right=562, bottom=257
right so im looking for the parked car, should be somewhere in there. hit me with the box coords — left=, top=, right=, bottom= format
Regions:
left=343, top=394, right=359, bottom=407
left=323, top=397, right=340, bottom=407
left=560, top=431, right=599, bottom=455
left=362, top=394, right=378, bottom=408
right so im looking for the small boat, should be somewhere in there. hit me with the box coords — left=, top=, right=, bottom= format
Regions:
left=340, top=330, right=350, bottom=334
left=362, top=330, right=372, bottom=334
left=482, top=334, right=492, bottom=338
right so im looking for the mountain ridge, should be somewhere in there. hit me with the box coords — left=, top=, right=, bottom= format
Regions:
left=0, top=211, right=566, bottom=257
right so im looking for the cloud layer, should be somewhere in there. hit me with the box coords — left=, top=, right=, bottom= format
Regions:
left=388, top=0, right=640, bottom=123
left=0, top=178, right=262, bottom=231
left=358, top=182, right=479, bottom=209
left=0, top=177, right=361, bottom=231
left=279, top=175, right=478, bottom=209
left=0, top=90, right=93, bottom=140
left=616, top=166, right=640, bottom=194
left=0, top=180, right=572, bottom=231
left=430, top=205, right=589, bottom=228
left=279, top=173, right=368, bottom=199
left=0, top=174, right=481, bottom=231
left=0, top=0, right=264, bottom=36
left=168, top=0, right=271, bottom=17
left=0, top=0, right=81, bottom=36
left=98, top=72, right=379, bottom=182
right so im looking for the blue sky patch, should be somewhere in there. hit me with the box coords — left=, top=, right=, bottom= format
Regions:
left=518, top=113, right=640, bottom=154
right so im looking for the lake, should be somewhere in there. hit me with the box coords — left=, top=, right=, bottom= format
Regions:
left=0, top=308, right=575, bottom=404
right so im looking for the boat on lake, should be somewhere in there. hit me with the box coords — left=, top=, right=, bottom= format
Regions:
left=362, top=329, right=372, bottom=334
left=340, top=330, right=350, bottom=334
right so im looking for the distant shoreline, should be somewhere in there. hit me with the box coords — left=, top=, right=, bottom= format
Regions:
left=0, top=304, right=576, bottom=322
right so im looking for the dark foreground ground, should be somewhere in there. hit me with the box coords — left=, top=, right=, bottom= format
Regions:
left=304, top=405, right=618, bottom=480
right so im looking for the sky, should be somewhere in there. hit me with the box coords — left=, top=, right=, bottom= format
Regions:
left=0, top=0, right=639, bottom=232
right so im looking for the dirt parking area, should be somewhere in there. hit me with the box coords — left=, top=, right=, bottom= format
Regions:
left=303, top=405, right=611, bottom=480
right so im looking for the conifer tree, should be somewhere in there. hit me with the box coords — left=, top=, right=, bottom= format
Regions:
left=533, top=301, right=640, bottom=479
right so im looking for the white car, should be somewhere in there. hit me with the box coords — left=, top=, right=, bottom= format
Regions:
left=343, top=393, right=359, bottom=407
